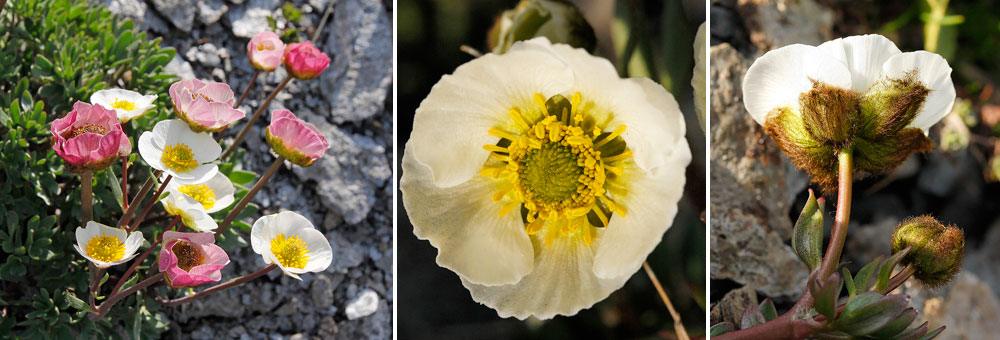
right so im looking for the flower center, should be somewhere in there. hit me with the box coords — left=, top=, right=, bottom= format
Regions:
left=111, top=98, right=137, bottom=111
left=65, top=123, right=109, bottom=139
left=178, top=184, right=216, bottom=210
left=191, top=93, right=215, bottom=102
left=256, top=43, right=273, bottom=51
left=171, top=241, right=205, bottom=271
left=160, top=143, right=199, bottom=173
left=480, top=93, right=632, bottom=246
left=270, top=233, right=310, bottom=269
left=85, top=233, right=125, bottom=262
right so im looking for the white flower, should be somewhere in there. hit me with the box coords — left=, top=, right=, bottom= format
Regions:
left=250, top=211, right=332, bottom=280
left=400, top=37, right=691, bottom=319
left=138, top=119, right=221, bottom=182
left=742, top=34, right=955, bottom=133
left=161, top=172, right=236, bottom=232
left=692, top=22, right=706, bottom=131
left=73, top=221, right=144, bottom=268
left=90, top=88, right=157, bottom=123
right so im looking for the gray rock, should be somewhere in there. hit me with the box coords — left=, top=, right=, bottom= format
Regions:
left=895, top=272, right=1000, bottom=339
left=227, top=0, right=281, bottom=38
left=736, top=0, right=834, bottom=52
left=150, top=0, right=196, bottom=32
left=321, top=0, right=393, bottom=124
left=198, top=0, right=229, bottom=25
left=326, top=232, right=366, bottom=273
left=185, top=43, right=226, bottom=68
left=344, top=289, right=379, bottom=320
left=310, top=274, right=336, bottom=308
left=97, top=0, right=170, bottom=33
left=709, top=43, right=808, bottom=298
left=710, top=285, right=758, bottom=326
left=164, top=54, right=196, bottom=79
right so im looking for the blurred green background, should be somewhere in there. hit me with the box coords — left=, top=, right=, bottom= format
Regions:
left=397, top=0, right=706, bottom=339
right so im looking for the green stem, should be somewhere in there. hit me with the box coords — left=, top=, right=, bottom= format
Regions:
left=157, top=264, right=277, bottom=306
left=215, top=155, right=284, bottom=235
left=220, top=76, right=293, bottom=160
left=818, top=148, right=854, bottom=280
left=89, top=273, right=163, bottom=321
left=110, top=215, right=181, bottom=296
left=80, top=170, right=93, bottom=225
left=924, top=0, right=950, bottom=53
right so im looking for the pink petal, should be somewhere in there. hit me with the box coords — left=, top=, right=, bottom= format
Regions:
left=199, top=83, right=235, bottom=103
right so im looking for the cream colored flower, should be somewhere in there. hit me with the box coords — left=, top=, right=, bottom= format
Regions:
left=73, top=221, right=144, bottom=268
left=138, top=119, right=221, bottom=183
left=90, top=88, right=157, bottom=123
left=250, top=211, right=332, bottom=280
left=400, top=38, right=691, bottom=319
left=692, top=22, right=706, bottom=131
left=161, top=172, right=235, bottom=232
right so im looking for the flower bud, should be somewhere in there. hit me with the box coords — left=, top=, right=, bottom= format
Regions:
left=265, top=110, right=329, bottom=167
left=248, top=31, right=286, bottom=72
left=283, top=41, right=330, bottom=80
left=890, top=216, right=964, bottom=287
left=487, top=0, right=596, bottom=54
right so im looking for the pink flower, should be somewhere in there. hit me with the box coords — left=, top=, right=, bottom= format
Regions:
left=248, top=31, right=285, bottom=72
left=158, top=231, right=229, bottom=288
left=283, top=41, right=330, bottom=80
left=168, top=79, right=246, bottom=132
left=265, top=110, right=329, bottom=167
left=51, top=101, right=131, bottom=172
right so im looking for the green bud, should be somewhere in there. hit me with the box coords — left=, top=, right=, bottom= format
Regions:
left=890, top=216, right=965, bottom=288
left=487, top=0, right=596, bottom=54
left=858, top=71, right=930, bottom=138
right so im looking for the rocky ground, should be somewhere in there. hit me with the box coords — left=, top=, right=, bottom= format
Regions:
left=93, top=0, right=393, bottom=338
left=709, top=0, right=1000, bottom=338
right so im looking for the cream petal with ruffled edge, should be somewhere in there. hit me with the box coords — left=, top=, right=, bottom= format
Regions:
left=401, top=141, right=535, bottom=286
left=882, top=51, right=956, bottom=133
left=72, top=221, right=144, bottom=268
left=742, top=44, right=853, bottom=125
left=409, top=46, right=574, bottom=187
left=90, top=88, right=157, bottom=122
left=138, top=119, right=221, bottom=182
left=250, top=211, right=332, bottom=280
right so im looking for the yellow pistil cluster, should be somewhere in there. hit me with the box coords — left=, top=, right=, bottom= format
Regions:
left=85, top=233, right=125, bottom=262
left=161, top=143, right=199, bottom=173
left=65, top=123, right=109, bottom=139
left=480, top=93, right=631, bottom=246
left=270, top=234, right=310, bottom=269
left=172, top=241, right=205, bottom=271
left=256, top=44, right=273, bottom=51
left=111, top=98, right=137, bottom=111
left=178, top=184, right=217, bottom=210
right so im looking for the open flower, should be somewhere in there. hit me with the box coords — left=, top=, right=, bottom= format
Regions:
left=138, top=119, right=222, bottom=183
left=73, top=221, right=143, bottom=268
left=250, top=211, right=332, bottom=280
left=168, top=79, right=245, bottom=132
left=158, top=231, right=230, bottom=287
left=90, top=88, right=157, bottom=123
left=400, top=37, right=691, bottom=319
left=248, top=31, right=285, bottom=72
left=161, top=172, right=236, bottom=232
left=51, top=101, right=132, bottom=172
left=743, top=34, right=955, bottom=190
left=283, top=41, right=330, bottom=80
left=265, top=109, right=329, bottom=167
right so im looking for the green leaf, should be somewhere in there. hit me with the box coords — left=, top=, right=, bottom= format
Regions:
left=228, top=170, right=258, bottom=186
left=740, top=302, right=765, bottom=329
left=64, top=291, right=93, bottom=313
left=118, top=273, right=140, bottom=292
left=792, top=189, right=825, bottom=270
left=877, top=248, right=910, bottom=293
left=106, top=168, right=125, bottom=211
left=709, top=322, right=735, bottom=336
left=809, top=272, right=842, bottom=321
left=856, top=255, right=883, bottom=292
left=843, top=267, right=856, bottom=298
left=759, top=298, right=777, bottom=322
left=834, top=293, right=909, bottom=336
left=870, top=307, right=918, bottom=338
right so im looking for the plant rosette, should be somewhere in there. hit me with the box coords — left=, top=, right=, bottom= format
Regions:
left=161, top=172, right=236, bottom=232
left=73, top=221, right=144, bottom=268
left=400, top=37, right=691, bottom=319
left=265, top=109, right=330, bottom=167
left=250, top=211, right=333, bottom=280
left=248, top=31, right=286, bottom=72
left=90, top=88, right=157, bottom=123
left=51, top=101, right=132, bottom=172
left=742, top=34, right=956, bottom=191
left=158, top=231, right=230, bottom=288
left=168, top=79, right=245, bottom=132
left=138, top=119, right=222, bottom=183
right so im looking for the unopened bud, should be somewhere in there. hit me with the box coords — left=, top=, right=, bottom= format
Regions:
left=487, top=0, right=596, bottom=54
left=890, top=216, right=965, bottom=288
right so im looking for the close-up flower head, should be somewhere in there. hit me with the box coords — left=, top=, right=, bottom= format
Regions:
left=401, top=37, right=691, bottom=319
left=73, top=221, right=144, bottom=268
left=248, top=31, right=286, bottom=72
left=265, top=109, right=329, bottom=167
left=168, top=78, right=245, bottom=132
left=90, top=88, right=158, bottom=123
left=51, top=101, right=132, bottom=172
left=161, top=172, right=236, bottom=232
left=138, top=119, right=222, bottom=182
left=250, top=211, right=333, bottom=280
left=742, top=34, right=955, bottom=190
left=283, top=41, right=331, bottom=80
left=158, top=231, right=230, bottom=288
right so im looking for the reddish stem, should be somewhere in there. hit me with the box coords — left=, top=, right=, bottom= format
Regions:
left=128, top=175, right=172, bottom=232
left=89, top=273, right=163, bottom=320
left=235, top=69, right=260, bottom=109
left=215, top=155, right=284, bottom=235
left=157, top=264, right=277, bottom=306
left=117, top=173, right=158, bottom=228
left=220, top=75, right=293, bottom=159
left=122, top=157, right=128, bottom=211
left=110, top=215, right=181, bottom=296
left=818, top=148, right=854, bottom=279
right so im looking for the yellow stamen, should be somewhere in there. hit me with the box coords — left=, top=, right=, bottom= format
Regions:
left=270, top=234, right=310, bottom=269
left=85, top=233, right=126, bottom=262
left=111, top=98, right=137, bottom=111
left=161, top=143, right=199, bottom=173
left=602, top=150, right=633, bottom=163
left=534, top=93, right=549, bottom=116
left=178, top=184, right=217, bottom=210
left=594, top=125, right=627, bottom=149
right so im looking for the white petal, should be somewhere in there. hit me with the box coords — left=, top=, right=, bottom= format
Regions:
left=462, top=237, right=628, bottom=320
left=183, top=209, right=218, bottom=232
left=610, top=78, right=691, bottom=174
left=401, top=143, right=535, bottom=286
left=170, top=164, right=219, bottom=183
left=409, top=45, right=574, bottom=187
left=157, top=120, right=221, bottom=163
left=882, top=51, right=956, bottom=133
left=250, top=215, right=270, bottom=256
left=299, top=228, right=332, bottom=273
left=92, top=221, right=127, bottom=241
left=817, top=34, right=901, bottom=92
left=138, top=131, right=166, bottom=172
left=123, top=231, right=144, bottom=255
left=743, top=44, right=852, bottom=125
left=593, top=163, right=686, bottom=278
